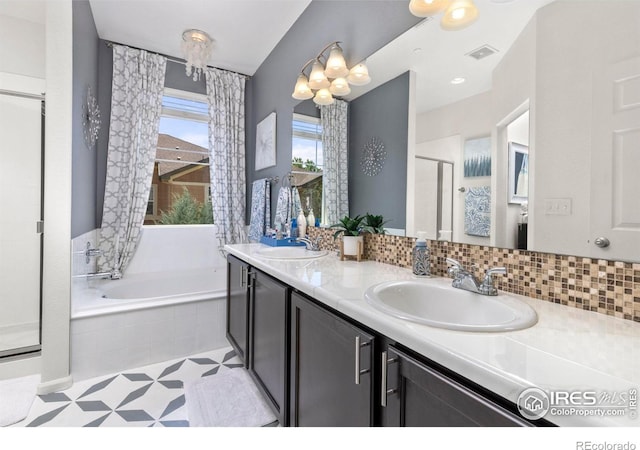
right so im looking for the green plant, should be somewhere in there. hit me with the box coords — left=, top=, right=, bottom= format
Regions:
left=363, top=213, right=389, bottom=235
left=330, top=215, right=365, bottom=240
left=159, top=188, right=213, bottom=225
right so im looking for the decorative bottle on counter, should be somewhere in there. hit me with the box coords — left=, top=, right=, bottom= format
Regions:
left=297, top=210, right=307, bottom=238
left=307, top=209, right=315, bottom=228
left=412, top=231, right=430, bottom=277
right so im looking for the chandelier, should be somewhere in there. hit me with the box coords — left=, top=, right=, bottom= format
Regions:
left=409, top=0, right=479, bottom=30
left=291, top=42, right=371, bottom=106
left=181, top=29, right=213, bottom=81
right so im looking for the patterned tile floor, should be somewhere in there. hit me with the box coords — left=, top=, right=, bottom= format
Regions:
left=13, top=346, right=246, bottom=427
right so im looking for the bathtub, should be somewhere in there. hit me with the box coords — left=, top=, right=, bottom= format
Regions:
left=70, top=225, right=230, bottom=381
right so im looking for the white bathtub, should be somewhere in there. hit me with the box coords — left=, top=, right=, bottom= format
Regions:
left=70, top=225, right=230, bottom=381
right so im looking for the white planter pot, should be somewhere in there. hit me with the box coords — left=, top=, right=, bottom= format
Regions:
left=342, top=235, right=363, bottom=256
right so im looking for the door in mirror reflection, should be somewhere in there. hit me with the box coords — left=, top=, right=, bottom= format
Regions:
left=413, top=157, right=453, bottom=241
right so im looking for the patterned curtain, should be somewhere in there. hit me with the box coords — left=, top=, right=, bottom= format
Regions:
left=205, top=68, right=247, bottom=249
left=320, top=99, right=349, bottom=225
left=97, top=45, right=166, bottom=278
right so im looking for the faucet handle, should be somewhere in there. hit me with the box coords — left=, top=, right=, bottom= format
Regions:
left=445, top=257, right=463, bottom=268
left=485, top=267, right=507, bottom=276
left=479, top=267, right=507, bottom=296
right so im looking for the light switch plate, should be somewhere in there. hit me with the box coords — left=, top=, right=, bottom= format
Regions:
left=544, top=198, right=572, bottom=215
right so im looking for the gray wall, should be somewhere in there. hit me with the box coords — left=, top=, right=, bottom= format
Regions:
left=249, top=1, right=420, bottom=223
left=71, top=0, right=99, bottom=238
left=349, top=72, right=409, bottom=229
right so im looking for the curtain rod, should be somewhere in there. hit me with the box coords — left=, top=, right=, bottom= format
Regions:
left=104, top=40, right=251, bottom=80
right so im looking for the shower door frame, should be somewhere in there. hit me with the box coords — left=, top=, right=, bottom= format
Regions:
left=0, top=88, right=45, bottom=359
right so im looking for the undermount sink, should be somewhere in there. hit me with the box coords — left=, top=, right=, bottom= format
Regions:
left=364, top=279, right=538, bottom=332
left=255, top=246, right=329, bottom=260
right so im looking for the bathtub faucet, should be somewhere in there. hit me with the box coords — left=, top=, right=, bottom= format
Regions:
left=84, top=269, right=122, bottom=280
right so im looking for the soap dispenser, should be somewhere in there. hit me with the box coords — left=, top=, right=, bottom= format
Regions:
left=412, top=232, right=430, bottom=277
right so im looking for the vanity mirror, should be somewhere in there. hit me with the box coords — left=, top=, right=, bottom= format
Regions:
left=341, top=0, right=640, bottom=262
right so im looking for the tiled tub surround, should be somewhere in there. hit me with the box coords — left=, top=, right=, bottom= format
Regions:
left=308, top=227, right=640, bottom=323
left=225, top=242, right=640, bottom=427
left=70, top=225, right=229, bottom=381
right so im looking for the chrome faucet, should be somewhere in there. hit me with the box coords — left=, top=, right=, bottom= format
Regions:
left=445, top=257, right=506, bottom=296
left=297, top=236, right=323, bottom=251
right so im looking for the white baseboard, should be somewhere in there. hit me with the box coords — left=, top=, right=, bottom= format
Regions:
left=37, top=375, right=73, bottom=395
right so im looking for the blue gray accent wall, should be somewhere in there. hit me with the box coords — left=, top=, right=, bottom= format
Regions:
left=248, top=1, right=420, bottom=223
left=348, top=72, right=410, bottom=230
left=71, top=0, right=99, bottom=238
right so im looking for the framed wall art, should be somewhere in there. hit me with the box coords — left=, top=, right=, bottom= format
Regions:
left=255, top=112, right=276, bottom=171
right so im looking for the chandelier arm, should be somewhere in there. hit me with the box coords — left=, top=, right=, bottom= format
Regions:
left=316, top=41, right=341, bottom=59
left=299, top=58, right=317, bottom=75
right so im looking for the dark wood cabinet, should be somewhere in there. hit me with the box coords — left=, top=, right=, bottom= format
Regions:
left=226, top=254, right=541, bottom=428
left=248, top=269, right=289, bottom=425
left=226, top=254, right=249, bottom=365
left=290, top=292, right=374, bottom=427
left=380, top=345, right=530, bottom=427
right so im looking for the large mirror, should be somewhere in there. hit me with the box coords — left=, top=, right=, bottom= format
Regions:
left=339, top=0, right=640, bottom=262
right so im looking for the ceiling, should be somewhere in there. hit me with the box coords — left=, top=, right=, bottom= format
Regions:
left=346, top=0, right=557, bottom=114
left=88, top=0, right=312, bottom=76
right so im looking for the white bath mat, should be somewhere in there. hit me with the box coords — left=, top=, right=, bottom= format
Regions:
left=0, top=374, right=39, bottom=427
left=185, top=368, right=277, bottom=427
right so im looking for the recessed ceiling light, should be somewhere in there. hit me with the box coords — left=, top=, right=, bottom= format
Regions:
left=413, top=47, right=423, bottom=54
left=451, top=77, right=466, bottom=85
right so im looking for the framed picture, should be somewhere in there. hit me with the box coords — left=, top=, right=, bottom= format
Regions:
left=463, top=136, right=491, bottom=177
left=255, top=112, right=276, bottom=171
left=508, top=142, right=529, bottom=204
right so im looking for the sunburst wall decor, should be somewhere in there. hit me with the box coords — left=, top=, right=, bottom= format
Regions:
left=361, top=137, right=386, bottom=176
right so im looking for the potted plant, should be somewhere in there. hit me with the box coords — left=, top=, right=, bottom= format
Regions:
left=330, top=215, right=365, bottom=256
left=363, top=213, right=389, bottom=235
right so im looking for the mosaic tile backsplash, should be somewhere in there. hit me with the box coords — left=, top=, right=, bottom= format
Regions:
left=308, top=227, right=640, bottom=323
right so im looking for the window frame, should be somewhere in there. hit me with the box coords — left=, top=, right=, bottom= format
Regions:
left=145, top=88, right=211, bottom=224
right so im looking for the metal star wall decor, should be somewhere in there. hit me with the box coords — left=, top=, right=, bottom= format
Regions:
left=361, top=137, right=386, bottom=176
left=83, top=86, right=101, bottom=150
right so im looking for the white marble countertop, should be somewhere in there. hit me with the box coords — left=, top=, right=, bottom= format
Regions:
left=226, top=243, right=640, bottom=427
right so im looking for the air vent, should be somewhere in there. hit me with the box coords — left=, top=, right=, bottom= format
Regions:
left=466, top=45, right=499, bottom=60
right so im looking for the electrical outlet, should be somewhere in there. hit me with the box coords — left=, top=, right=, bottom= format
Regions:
left=544, top=198, right=572, bottom=216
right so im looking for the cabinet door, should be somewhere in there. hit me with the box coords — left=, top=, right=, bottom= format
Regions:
left=381, top=345, right=529, bottom=427
left=290, top=292, right=374, bottom=427
left=226, top=255, right=249, bottom=365
left=249, top=270, right=289, bottom=425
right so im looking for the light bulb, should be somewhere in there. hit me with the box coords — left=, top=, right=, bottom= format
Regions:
left=308, top=60, right=330, bottom=90
left=441, top=0, right=478, bottom=31
left=313, top=88, right=334, bottom=106
left=409, top=0, right=451, bottom=17
left=347, top=62, right=371, bottom=86
left=324, top=44, right=349, bottom=78
left=292, top=73, right=314, bottom=100
left=329, top=77, right=351, bottom=96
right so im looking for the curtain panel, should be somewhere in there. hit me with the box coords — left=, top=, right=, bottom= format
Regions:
left=320, top=99, right=349, bottom=225
left=205, top=67, right=247, bottom=249
left=97, top=45, right=166, bottom=277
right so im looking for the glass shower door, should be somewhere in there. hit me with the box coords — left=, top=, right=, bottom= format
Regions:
left=0, top=89, right=43, bottom=357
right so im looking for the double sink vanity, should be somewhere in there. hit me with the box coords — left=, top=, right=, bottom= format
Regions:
left=225, top=243, right=639, bottom=427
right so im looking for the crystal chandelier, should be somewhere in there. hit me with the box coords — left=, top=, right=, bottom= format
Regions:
left=181, top=29, right=213, bottom=81
left=291, top=42, right=371, bottom=106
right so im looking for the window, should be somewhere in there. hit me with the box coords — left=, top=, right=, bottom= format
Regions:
left=145, top=88, right=212, bottom=225
left=291, top=113, right=323, bottom=223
